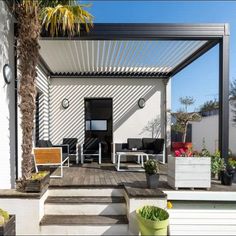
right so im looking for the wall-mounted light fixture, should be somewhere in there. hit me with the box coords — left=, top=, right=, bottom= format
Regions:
left=62, top=98, right=70, bottom=109
left=3, top=64, right=13, bottom=85
left=138, top=98, right=146, bottom=109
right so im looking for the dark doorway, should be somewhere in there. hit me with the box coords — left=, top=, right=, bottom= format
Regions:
left=84, top=98, right=113, bottom=161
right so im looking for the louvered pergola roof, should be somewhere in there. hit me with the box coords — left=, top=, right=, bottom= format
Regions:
left=39, top=40, right=207, bottom=78
left=38, top=23, right=227, bottom=78
left=37, top=23, right=230, bottom=162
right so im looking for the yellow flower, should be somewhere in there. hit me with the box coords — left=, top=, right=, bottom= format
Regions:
left=167, top=201, right=173, bottom=209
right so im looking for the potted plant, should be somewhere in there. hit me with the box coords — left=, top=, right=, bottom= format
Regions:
left=220, top=158, right=236, bottom=186
left=229, top=158, right=236, bottom=183
left=17, top=171, right=50, bottom=193
left=136, top=205, right=169, bottom=236
left=168, top=145, right=211, bottom=190
left=0, top=209, right=15, bottom=236
left=211, top=151, right=224, bottom=180
left=144, top=159, right=160, bottom=189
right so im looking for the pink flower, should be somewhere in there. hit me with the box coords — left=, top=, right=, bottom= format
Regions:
left=175, top=150, right=181, bottom=157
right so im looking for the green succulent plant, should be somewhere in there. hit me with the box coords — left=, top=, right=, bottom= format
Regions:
left=144, top=159, right=159, bottom=175
left=138, top=205, right=169, bottom=221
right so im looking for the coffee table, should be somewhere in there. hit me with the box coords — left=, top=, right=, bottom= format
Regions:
left=116, top=151, right=149, bottom=171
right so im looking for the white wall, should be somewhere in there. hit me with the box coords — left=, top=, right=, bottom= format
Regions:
left=191, top=101, right=236, bottom=155
left=191, top=115, right=218, bottom=153
left=0, top=2, right=16, bottom=189
left=49, top=78, right=170, bottom=144
left=36, top=67, right=50, bottom=140
left=0, top=191, right=48, bottom=235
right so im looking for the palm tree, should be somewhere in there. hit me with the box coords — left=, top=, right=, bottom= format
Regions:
left=14, top=0, right=93, bottom=184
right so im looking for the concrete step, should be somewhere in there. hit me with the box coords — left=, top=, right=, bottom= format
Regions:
left=44, top=196, right=126, bottom=215
left=48, top=187, right=124, bottom=197
left=40, top=215, right=129, bottom=235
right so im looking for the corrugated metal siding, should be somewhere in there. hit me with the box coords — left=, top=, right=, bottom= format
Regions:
left=36, top=67, right=49, bottom=140
left=168, top=201, right=236, bottom=235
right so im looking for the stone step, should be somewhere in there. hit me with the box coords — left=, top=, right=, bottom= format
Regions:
left=44, top=196, right=126, bottom=215
left=48, top=187, right=124, bottom=197
left=40, top=215, right=129, bottom=235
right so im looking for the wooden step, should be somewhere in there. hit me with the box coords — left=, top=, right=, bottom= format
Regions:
left=44, top=196, right=126, bottom=215
left=48, top=188, right=124, bottom=197
left=45, top=196, right=126, bottom=204
left=40, top=215, right=128, bottom=226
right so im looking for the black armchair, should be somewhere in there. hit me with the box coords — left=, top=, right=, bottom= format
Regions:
left=81, top=138, right=102, bottom=164
left=63, top=138, right=78, bottom=163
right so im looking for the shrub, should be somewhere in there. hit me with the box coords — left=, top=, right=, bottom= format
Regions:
left=138, top=205, right=169, bottom=221
left=144, top=159, right=159, bottom=175
left=0, top=208, right=9, bottom=226
left=211, top=151, right=225, bottom=174
left=31, top=171, right=49, bottom=181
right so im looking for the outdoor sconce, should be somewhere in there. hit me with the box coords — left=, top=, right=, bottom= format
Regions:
left=138, top=98, right=146, bottom=109
left=3, top=64, right=13, bottom=85
left=62, top=98, right=70, bottom=109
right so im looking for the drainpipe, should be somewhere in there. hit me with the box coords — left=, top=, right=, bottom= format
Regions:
left=162, top=78, right=170, bottom=164
left=14, top=23, right=18, bottom=180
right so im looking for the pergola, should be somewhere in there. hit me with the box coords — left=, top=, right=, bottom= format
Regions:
left=37, top=23, right=229, bottom=162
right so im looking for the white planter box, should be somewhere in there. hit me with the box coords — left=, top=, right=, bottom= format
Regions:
left=168, top=156, right=211, bottom=190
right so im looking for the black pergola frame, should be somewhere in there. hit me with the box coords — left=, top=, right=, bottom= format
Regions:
left=39, top=23, right=229, bottom=162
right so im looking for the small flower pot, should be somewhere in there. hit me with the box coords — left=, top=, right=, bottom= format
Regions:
left=0, top=215, right=15, bottom=236
left=136, top=208, right=169, bottom=236
left=146, top=173, right=159, bottom=189
left=221, top=170, right=234, bottom=186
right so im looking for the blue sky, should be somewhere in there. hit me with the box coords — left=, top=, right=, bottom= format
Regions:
left=82, top=1, right=236, bottom=111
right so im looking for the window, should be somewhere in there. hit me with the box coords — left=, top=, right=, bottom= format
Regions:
left=85, top=120, right=107, bottom=131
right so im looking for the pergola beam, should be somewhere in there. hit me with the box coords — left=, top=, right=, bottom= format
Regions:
left=40, top=23, right=228, bottom=41
left=219, top=35, right=230, bottom=162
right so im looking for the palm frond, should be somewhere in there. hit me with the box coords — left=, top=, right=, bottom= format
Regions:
left=40, top=3, right=93, bottom=36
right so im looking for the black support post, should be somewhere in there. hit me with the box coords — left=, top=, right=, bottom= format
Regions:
left=219, top=35, right=230, bottom=163
left=163, top=78, right=170, bottom=164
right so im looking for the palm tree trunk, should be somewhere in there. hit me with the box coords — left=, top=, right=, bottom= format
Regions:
left=16, top=3, right=41, bottom=181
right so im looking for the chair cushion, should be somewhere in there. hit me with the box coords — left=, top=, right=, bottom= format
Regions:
left=84, top=138, right=99, bottom=150
left=142, top=138, right=156, bottom=150
left=62, top=153, right=69, bottom=161
left=37, top=140, right=49, bottom=147
left=63, top=138, right=78, bottom=154
left=127, top=138, right=143, bottom=150
left=143, top=149, right=155, bottom=154
left=115, top=143, right=128, bottom=152
left=46, top=140, right=53, bottom=147
left=153, top=139, right=164, bottom=154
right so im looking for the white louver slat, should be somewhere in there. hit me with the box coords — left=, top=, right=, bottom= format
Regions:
left=39, top=40, right=208, bottom=77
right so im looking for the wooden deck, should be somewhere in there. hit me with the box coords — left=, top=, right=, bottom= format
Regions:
left=49, top=162, right=236, bottom=192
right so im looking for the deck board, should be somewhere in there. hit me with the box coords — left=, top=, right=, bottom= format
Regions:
left=49, top=162, right=236, bottom=192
